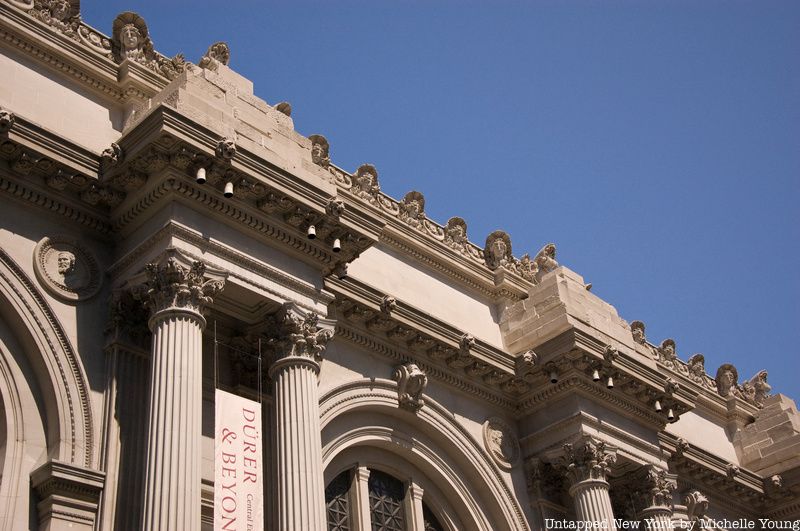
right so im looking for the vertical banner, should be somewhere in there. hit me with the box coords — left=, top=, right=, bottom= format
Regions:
left=215, top=389, right=264, bottom=531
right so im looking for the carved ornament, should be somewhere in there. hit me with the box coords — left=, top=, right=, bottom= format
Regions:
left=484, top=230, right=513, bottom=270
left=398, top=191, right=426, bottom=229
left=265, top=303, right=334, bottom=367
left=198, top=41, right=230, bottom=71
left=393, top=362, right=427, bottom=412
left=557, top=438, right=617, bottom=486
left=684, top=490, right=709, bottom=522
left=0, top=108, right=15, bottom=133
left=112, top=11, right=187, bottom=80
left=131, top=249, right=226, bottom=322
left=631, top=320, right=646, bottom=345
left=309, top=134, right=330, bottom=168
left=33, top=235, right=101, bottom=303
left=352, top=164, right=381, bottom=204
left=216, top=137, right=237, bottom=161
left=483, top=417, right=519, bottom=470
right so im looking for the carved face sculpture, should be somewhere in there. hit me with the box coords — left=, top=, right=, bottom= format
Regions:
left=311, top=142, right=327, bottom=165
left=405, top=200, right=421, bottom=218
left=50, top=0, right=71, bottom=21
left=491, top=239, right=507, bottom=262
left=57, top=251, right=76, bottom=276
left=490, top=427, right=514, bottom=459
left=356, top=170, right=375, bottom=191
left=631, top=325, right=645, bottom=344
left=120, top=25, right=140, bottom=51
left=448, top=225, right=464, bottom=242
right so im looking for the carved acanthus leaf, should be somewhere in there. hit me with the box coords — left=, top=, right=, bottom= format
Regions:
left=265, top=303, right=334, bottom=363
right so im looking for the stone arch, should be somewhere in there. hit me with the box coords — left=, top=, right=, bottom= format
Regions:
left=0, top=249, right=94, bottom=468
left=320, top=379, right=529, bottom=531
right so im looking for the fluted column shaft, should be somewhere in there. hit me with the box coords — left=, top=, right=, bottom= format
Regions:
left=267, top=303, right=335, bottom=531
left=273, top=357, right=326, bottom=529
left=133, top=251, right=226, bottom=531
left=570, top=479, right=617, bottom=531
left=639, top=507, right=673, bottom=531
left=142, top=310, right=204, bottom=530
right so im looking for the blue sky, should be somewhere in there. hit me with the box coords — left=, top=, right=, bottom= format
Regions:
left=84, top=2, right=800, bottom=400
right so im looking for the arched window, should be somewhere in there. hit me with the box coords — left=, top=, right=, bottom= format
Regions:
left=368, top=469, right=405, bottom=530
left=325, top=467, right=446, bottom=531
left=325, top=469, right=352, bottom=531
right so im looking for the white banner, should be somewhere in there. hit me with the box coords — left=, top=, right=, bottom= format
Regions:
left=215, top=389, right=263, bottom=531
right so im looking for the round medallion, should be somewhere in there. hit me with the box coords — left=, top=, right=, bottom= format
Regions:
left=33, top=236, right=101, bottom=302
left=483, top=417, right=519, bottom=470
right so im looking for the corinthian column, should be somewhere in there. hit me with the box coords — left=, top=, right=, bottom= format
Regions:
left=267, top=303, right=334, bottom=531
left=133, top=249, right=226, bottom=531
left=557, top=438, right=618, bottom=531
left=636, top=466, right=677, bottom=531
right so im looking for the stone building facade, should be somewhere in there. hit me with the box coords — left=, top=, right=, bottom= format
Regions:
left=0, top=3, right=798, bottom=530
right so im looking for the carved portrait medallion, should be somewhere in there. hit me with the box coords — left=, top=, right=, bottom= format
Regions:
left=483, top=417, right=519, bottom=470
left=33, top=236, right=101, bottom=302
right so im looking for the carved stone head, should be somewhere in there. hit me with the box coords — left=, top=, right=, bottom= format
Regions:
left=353, top=164, right=379, bottom=199
left=49, top=0, right=75, bottom=21
left=485, top=230, right=512, bottom=270
left=659, top=339, right=677, bottom=362
left=687, top=354, right=705, bottom=379
left=715, top=363, right=739, bottom=398
left=630, top=320, right=646, bottom=345
left=399, top=191, right=425, bottom=225
left=112, top=12, right=151, bottom=62
left=308, top=135, right=330, bottom=168
left=532, top=243, right=559, bottom=282
left=56, top=250, right=76, bottom=276
left=445, top=217, right=468, bottom=246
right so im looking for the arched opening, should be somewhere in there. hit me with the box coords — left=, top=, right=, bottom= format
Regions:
left=320, top=379, right=530, bottom=531
left=324, top=466, right=447, bottom=531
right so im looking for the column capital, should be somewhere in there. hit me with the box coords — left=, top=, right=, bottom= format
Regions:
left=555, top=437, right=617, bottom=487
left=266, top=302, right=335, bottom=375
left=131, top=248, right=227, bottom=329
left=637, top=465, right=677, bottom=513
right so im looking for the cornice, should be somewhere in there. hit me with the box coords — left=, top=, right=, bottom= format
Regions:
left=1, top=3, right=134, bottom=102
left=516, top=331, right=697, bottom=424
left=0, top=172, right=112, bottom=234
left=659, top=432, right=765, bottom=507
left=3, top=113, right=99, bottom=177
left=327, top=275, right=514, bottom=372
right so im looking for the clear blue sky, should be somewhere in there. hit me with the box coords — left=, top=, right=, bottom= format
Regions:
left=84, top=2, right=800, bottom=400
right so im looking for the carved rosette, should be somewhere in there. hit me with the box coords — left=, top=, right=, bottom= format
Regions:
left=393, top=363, right=428, bottom=412
left=266, top=303, right=335, bottom=375
left=483, top=417, right=520, bottom=470
left=557, top=438, right=617, bottom=487
left=131, top=250, right=226, bottom=328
